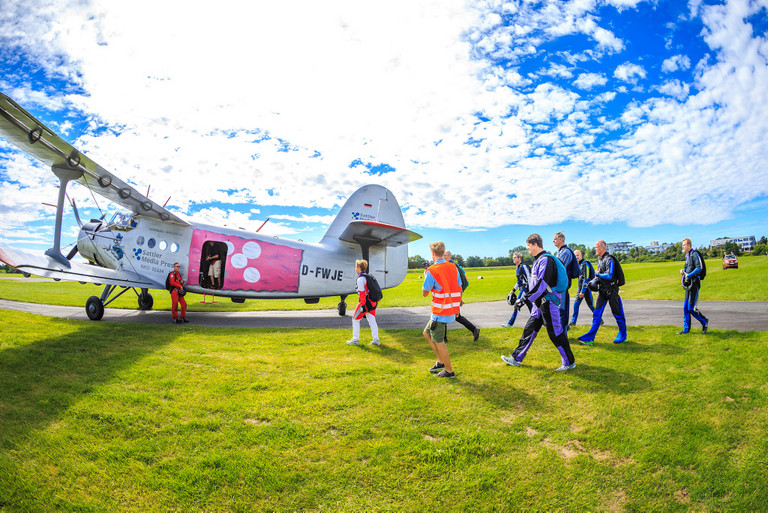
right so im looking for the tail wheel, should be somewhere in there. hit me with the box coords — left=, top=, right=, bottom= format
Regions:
left=85, top=296, right=105, bottom=321
left=338, top=295, right=347, bottom=316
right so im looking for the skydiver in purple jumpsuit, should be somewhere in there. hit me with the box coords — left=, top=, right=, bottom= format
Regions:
left=501, top=234, right=576, bottom=371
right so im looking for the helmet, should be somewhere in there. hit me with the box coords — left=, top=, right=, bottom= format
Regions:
left=588, top=278, right=600, bottom=292
left=682, top=275, right=693, bottom=290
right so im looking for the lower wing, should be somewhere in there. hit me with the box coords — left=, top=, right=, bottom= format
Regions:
left=0, top=245, right=160, bottom=288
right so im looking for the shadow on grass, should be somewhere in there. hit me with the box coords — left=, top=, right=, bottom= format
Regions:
left=0, top=316, right=177, bottom=446
left=569, top=363, right=653, bottom=395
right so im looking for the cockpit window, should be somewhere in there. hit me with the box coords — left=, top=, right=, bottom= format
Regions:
left=109, top=212, right=138, bottom=231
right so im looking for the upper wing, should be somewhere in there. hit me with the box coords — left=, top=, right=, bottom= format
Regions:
left=0, top=92, right=189, bottom=226
left=0, top=244, right=161, bottom=289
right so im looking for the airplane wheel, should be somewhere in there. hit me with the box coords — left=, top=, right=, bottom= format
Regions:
left=86, top=296, right=104, bottom=321
left=138, top=292, right=154, bottom=310
left=338, top=301, right=347, bottom=316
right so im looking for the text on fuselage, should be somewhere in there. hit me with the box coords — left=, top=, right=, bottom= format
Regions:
left=301, top=265, right=344, bottom=281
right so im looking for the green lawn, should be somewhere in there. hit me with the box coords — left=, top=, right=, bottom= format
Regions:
left=0, top=310, right=766, bottom=511
left=1, top=255, right=766, bottom=311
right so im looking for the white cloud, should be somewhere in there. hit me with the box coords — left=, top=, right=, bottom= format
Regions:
left=573, top=72, right=608, bottom=89
left=662, top=54, right=692, bottom=72
left=614, top=62, right=647, bottom=82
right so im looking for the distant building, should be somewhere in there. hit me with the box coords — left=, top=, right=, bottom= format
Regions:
left=606, top=242, right=634, bottom=255
left=710, top=236, right=756, bottom=251
left=645, top=241, right=673, bottom=253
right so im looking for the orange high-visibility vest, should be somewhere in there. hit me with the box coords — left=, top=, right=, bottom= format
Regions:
left=427, top=261, right=462, bottom=317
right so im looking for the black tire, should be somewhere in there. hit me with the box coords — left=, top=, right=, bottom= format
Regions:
left=338, top=301, right=347, bottom=316
left=86, top=296, right=104, bottom=321
left=138, top=292, right=154, bottom=310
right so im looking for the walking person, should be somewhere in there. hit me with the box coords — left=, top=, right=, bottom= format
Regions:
left=503, top=252, right=531, bottom=327
left=577, top=240, right=627, bottom=345
left=569, top=249, right=596, bottom=326
left=444, top=251, right=479, bottom=341
left=553, top=232, right=578, bottom=332
left=346, top=259, right=380, bottom=346
left=500, top=234, right=576, bottom=371
left=678, top=238, right=709, bottom=335
left=168, top=262, right=189, bottom=324
left=422, top=241, right=462, bottom=378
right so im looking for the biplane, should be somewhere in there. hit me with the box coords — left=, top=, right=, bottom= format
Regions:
left=0, top=92, right=421, bottom=319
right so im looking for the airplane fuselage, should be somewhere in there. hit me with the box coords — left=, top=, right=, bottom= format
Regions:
left=83, top=213, right=407, bottom=300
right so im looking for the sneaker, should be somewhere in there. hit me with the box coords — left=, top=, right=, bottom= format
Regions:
left=613, top=336, right=627, bottom=344
left=182, top=318, right=189, bottom=323
left=702, top=320, right=709, bottom=334
left=473, top=328, right=480, bottom=341
left=173, top=319, right=181, bottom=324
left=370, top=339, right=380, bottom=346
left=555, top=363, right=576, bottom=371
left=501, top=355, right=522, bottom=367
left=428, top=362, right=445, bottom=373
left=346, top=339, right=360, bottom=346
left=435, top=370, right=455, bottom=378
left=568, top=322, right=576, bottom=327
left=600, top=320, right=605, bottom=326
left=501, top=323, right=513, bottom=328
left=579, top=338, right=594, bottom=346
left=676, top=330, right=689, bottom=335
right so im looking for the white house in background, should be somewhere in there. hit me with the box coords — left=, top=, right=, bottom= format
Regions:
left=606, top=242, right=635, bottom=254
left=710, top=236, right=756, bottom=251
left=645, top=241, right=674, bottom=253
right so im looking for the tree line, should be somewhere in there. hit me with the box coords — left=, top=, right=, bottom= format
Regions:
left=409, top=235, right=768, bottom=269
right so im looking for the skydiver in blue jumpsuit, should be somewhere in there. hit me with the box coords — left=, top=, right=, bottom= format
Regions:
left=678, top=237, right=709, bottom=334
left=570, top=249, right=596, bottom=326
left=577, top=240, right=627, bottom=345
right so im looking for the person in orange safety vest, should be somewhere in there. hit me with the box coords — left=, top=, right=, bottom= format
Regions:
left=422, top=241, right=462, bottom=379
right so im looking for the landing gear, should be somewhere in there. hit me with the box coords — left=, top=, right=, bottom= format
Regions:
left=338, top=295, right=348, bottom=316
left=86, top=296, right=104, bottom=320
left=137, top=289, right=153, bottom=310
left=84, top=284, right=151, bottom=320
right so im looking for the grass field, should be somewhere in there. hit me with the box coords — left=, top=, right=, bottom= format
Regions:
left=1, top=255, right=767, bottom=312
left=1, top=309, right=766, bottom=511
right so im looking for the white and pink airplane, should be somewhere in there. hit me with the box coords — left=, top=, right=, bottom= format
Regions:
left=0, top=92, right=421, bottom=320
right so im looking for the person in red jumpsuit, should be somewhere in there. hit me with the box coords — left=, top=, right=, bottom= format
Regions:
left=169, top=262, right=189, bottom=323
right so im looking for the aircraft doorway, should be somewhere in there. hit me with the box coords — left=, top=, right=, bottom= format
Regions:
left=199, top=240, right=228, bottom=290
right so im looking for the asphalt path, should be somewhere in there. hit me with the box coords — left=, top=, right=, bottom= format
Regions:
left=1, top=298, right=766, bottom=332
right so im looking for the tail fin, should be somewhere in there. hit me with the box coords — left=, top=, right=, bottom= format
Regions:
left=320, top=184, right=421, bottom=248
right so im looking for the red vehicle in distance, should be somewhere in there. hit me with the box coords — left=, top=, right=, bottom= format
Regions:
left=722, top=253, right=739, bottom=270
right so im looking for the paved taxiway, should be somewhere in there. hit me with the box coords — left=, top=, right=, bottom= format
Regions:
left=1, top=298, right=766, bottom=332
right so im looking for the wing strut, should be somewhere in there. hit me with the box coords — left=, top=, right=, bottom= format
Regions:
left=46, top=164, right=84, bottom=267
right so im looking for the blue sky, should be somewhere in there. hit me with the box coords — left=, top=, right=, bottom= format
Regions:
left=1, top=0, right=767, bottom=260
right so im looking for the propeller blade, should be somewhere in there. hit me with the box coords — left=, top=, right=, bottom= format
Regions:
left=66, top=245, right=79, bottom=260
left=66, top=194, right=84, bottom=228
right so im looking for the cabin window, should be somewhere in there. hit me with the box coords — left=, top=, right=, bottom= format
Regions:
left=170, top=242, right=179, bottom=253
left=199, top=240, right=228, bottom=290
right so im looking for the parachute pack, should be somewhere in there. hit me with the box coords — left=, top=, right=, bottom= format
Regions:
left=608, top=255, right=625, bottom=287
left=541, top=253, right=569, bottom=293
left=692, top=250, right=707, bottom=280
left=456, top=263, right=469, bottom=291
left=363, top=273, right=383, bottom=302
left=563, top=246, right=581, bottom=280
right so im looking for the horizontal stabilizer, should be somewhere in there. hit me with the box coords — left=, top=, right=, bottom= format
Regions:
left=338, top=220, right=422, bottom=247
left=0, top=92, right=189, bottom=226
left=0, top=244, right=160, bottom=288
